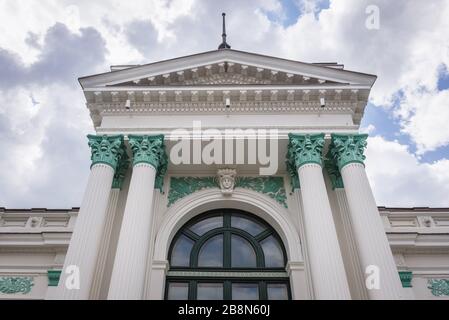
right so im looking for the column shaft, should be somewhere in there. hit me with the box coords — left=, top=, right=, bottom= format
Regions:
left=89, top=188, right=120, bottom=299
left=341, top=163, right=404, bottom=299
left=56, top=163, right=114, bottom=299
left=334, top=189, right=369, bottom=299
left=298, top=163, right=351, bottom=299
left=108, top=164, right=156, bottom=299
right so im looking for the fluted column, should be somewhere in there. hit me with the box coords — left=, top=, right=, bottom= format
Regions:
left=89, top=158, right=129, bottom=299
left=287, top=133, right=351, bottom=299
left=330, top=134, right=404, bottom=300
left=325, top=159, right=368, bottom=299
left=108, top=135, right=167, bottom=300
left=51, top=135, right=126, bottom=300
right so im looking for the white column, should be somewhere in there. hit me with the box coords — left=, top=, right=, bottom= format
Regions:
left=89, top=188, right=120, bottom=299
left=341, top=163, right=404, bottom=299
left=49, top=135, right=125, bottom=300
left=287, top=133, right=351, bottom=300
left=298, top=164, right=351, bottom=299
left=334, top=189, right=369, bottom=299
left=108, top=134, right=166, bottom=300
left=330, top=133, right=404, bottom=299
left=108, top=164, right=156, bottom=299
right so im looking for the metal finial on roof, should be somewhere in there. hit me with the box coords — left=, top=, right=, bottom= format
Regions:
left=218, top=12, right=231, bottom=50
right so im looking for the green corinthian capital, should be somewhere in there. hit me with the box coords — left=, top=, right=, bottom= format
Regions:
left=128, top=135, right=168, bottom=190
left=87, top=135, right=126, bottom=171
left=286, top=133, right=325, bottom=171
left=330, top=134, right=368, bottom=170
left=112, top=152, right=130, bottom=189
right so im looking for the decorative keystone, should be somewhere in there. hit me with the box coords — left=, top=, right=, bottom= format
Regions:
left=128, top=135, right=168, bottom=191
left=112, top=153, right=130, bottom=189
left=87, top=135, right=126, bottom=171
left=330, top=134, right=368, bottom=170
left=217, top=168, right=237, bottom=195
left=286, top=133, right=325, bottom=170
left=324, top=152, right=344, bottom=189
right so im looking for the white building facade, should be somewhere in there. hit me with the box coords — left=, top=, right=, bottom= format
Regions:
left=1, top=47, right=448, bottom=300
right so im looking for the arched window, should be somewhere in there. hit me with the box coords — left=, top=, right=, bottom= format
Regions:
left=165, top=209, right=291, bottom=300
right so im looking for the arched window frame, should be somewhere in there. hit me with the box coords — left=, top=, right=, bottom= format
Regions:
left=165, top=209, right=291, bottom=300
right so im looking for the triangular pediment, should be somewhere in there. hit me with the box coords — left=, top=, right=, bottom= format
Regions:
left=79, top=49, right=376, bottom=89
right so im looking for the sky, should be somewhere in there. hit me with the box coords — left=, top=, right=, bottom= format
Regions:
left=0, top=0, right=448, bottom=208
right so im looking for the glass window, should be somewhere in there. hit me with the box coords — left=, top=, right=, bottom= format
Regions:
left=267, top=283, right=289, bottom=300
left=231, top=216, right=265, bottom=236
left=232, top=283, right=259, bottom=300
left=167, top=282, right=189, bottom=300
left=261, top=236, right=284, bottom=268
left=167, top=210, right=290, bottom=300
left=198, top=235, right=223, bottom=267
left=171, top=235, right=194, bottom=267
left=231, top=235, right=257, bottom=268
left=190, top=216, right=223, bottom=236
left=197, top=283, right=223, bottom=300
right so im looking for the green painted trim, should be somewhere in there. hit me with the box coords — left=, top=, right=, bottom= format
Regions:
left=167, top=176, right=288, bottom=208
left=427, top=279, right=449, bottom=296
left=0, top=277, right=34, bottom=294
left=324, top=152, right=344, bottom=189
left=87, top=135, right=126, bottom=171
left=47, top=270, right=62, bottom=287
left=330, top=133, right=368, bottom=170
left=398, top=271, right=413, bottom=288
left=128, top=134, right=168, bottom=191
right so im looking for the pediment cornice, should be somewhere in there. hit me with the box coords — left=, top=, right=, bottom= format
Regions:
left=79, top=49, right=376, bottom=89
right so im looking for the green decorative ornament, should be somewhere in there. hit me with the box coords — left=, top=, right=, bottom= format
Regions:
left=167, top=176, right=288, bottom=208
left=87, top=134, right=125, bottom=171
left=128, top=135, right=168, bottom=191
left=286, top=156, right=300, bottom=191
left=287, top=133, right=325, bottom=169
left=0, top=277, right=34, bottom=294
left=398, top=271, right=413, bottom=288
left=47, top=270, right=62, bottom=287
left=427, top=279, right=449, bottom=296
left=167, top=177, right=217, bottom=206
left=112, top=153, right=130, bottom=189
left=236, top=177, right=288, bottom=208
left=330, top=134, right=368, bottom=170
left=324, top=152, right=344, bottom=189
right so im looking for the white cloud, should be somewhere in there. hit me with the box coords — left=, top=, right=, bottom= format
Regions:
left=0, top=0, right=448, bottom=207
left=365, top=136, right=449, bottom=206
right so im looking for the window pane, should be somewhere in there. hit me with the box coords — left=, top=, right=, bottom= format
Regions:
left=197, top=283, right=223, bottom=300
left=261, top=236, right=284, bottom=268
left=232, top=283, right=259, bottom=300
left=267, top=284, right=289, bottom=300
left=231, top=216, right=265, bottom=236
left=167, top=283, right=189, bottom=300
left=231, top=235, right=257, bottom=268
left=190, top=216, right=223, bottom=236
left=198, top=235, right=223, bottom=267
left=171, top=235, right=194, bottom=267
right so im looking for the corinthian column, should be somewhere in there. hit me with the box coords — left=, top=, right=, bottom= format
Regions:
left=108, top=135, right=167, bottom=300
left=89, top=156, right=129, bottom=299
left=330, top=134, right=404, bottom=300
left=287, top=133, right=351, bottom=299
left=51, top=135, right=126, bottom=300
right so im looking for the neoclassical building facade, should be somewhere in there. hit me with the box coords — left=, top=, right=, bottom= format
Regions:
left=1, top=45, right=448, bottom=300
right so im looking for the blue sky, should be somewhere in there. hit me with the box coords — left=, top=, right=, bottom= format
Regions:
left=0, top=0, right=448, bottom=208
